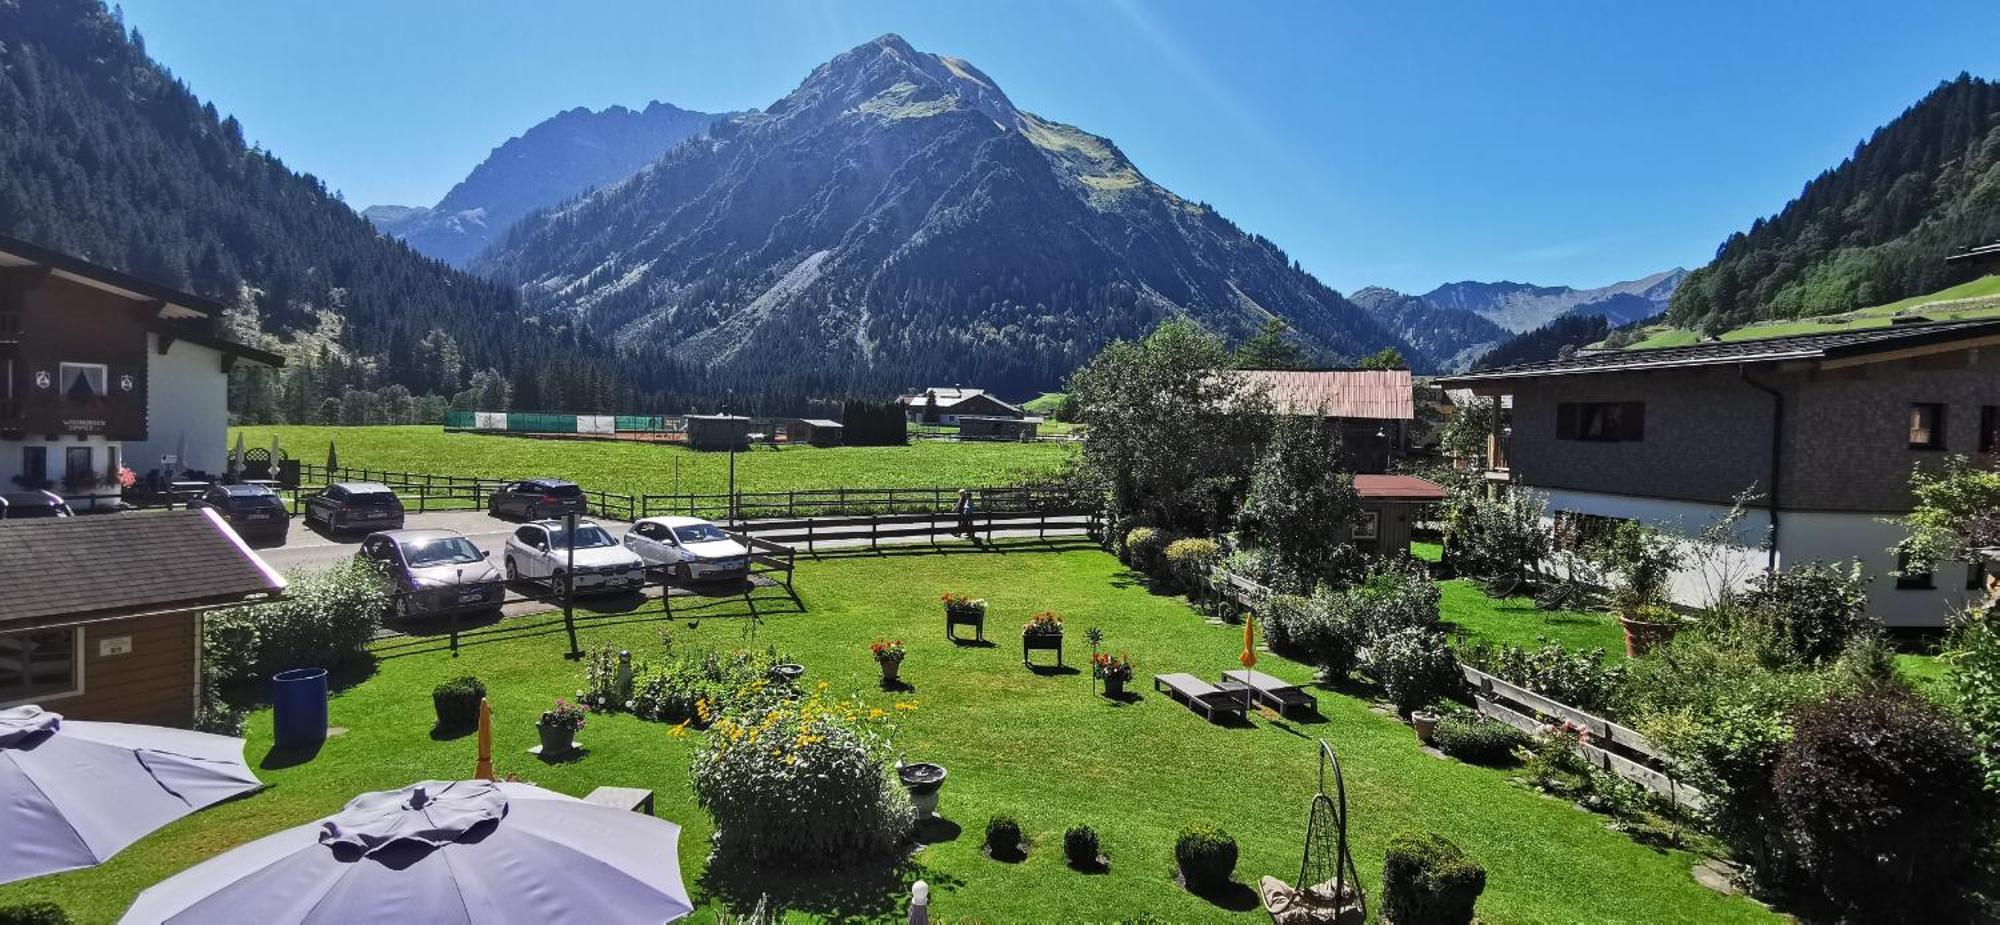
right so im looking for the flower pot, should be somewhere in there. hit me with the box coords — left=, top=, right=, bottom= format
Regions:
left=1411, top=710, right=1441, bottom=745
left=880, top=660, right=901, bottom=684
left=1103, top=675, right=1127, bottom=698
left=1618, top=613, right=1679, bottom=658
left=537, top=723, right=575, bottom=756
left=899, top=762, right=948, bottom=818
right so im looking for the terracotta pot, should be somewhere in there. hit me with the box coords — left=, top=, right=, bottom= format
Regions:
left=1618, top=613, right=1680, bottom=658
left=1411, top=710, right=1441, bottom=745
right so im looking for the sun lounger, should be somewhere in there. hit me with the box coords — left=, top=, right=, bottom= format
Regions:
left=1153, top=672, right=1248, bottom=723
left=1222, top=669, right=1318, bottom=717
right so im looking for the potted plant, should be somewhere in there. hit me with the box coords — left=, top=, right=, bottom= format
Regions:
left=942, top=592, right=987, bottom=642
left=1411, top=708, right=1442, bottom=745
left=1022, top=611, right=1065, bottom=667
left=871, top=639, right=906, bottom=684
left=898, top=761, right=948, bottom=818
left=1092, top=652, right=1134, bottom=697
left=1599, top=522, right=1686, bottom=657
left=536, top=698, right=587, bottom=756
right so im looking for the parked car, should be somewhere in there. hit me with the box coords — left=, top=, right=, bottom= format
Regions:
left=301, top=482, right=406, bottom=534
left=488, top=478, right=589, bottom=520
left=188, top=483, right=290, bottom=545
left=503, top=519, right=646, bottom=594
left=623, top=516, right=751, bottom=582
left=0, top=490, right=73, bottom=520
left=358, top=529, right=506, bottom=617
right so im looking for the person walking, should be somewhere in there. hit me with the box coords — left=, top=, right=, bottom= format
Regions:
left=954, top=488, right=975, bottom=540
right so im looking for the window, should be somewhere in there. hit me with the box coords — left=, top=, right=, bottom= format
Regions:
left=1555, top=510, right=1631, bottom=549
left=514, top=526, right=547, bottom=549
left=0, top=629, right=80, bottom=705
left=57, top=362, right=107, bottom=401
left=20, top=446, right=46, bottom=484
left=64, top=446, right=91, bottom=484
left=1896, top=550, right=1935, bottom=590
left=1908, top=403, right=1946, bottom=450
left=1557, top=401, right=1645, bottom=442
left=1981, top=406, right=1997, bottom=455
left=1352, top=510, right=1380, bottom=541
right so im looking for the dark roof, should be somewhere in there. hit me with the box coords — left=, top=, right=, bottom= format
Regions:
left=0, top=509, right=287, bottom=624
left=0, top=233, right=228, bottom=316
left=1436, top=318, right=2000, bottom=385
left=1945, top=242, right=2000, bottom=264
left=793, top=419, right=843, bottom=428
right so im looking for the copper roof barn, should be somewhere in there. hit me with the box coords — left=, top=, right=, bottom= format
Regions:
left=1236, top=369, right=1415, bottom=420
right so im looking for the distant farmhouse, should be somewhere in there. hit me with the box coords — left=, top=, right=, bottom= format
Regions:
left=1236, top=368, right=1415, bottom=474
left=1439, top=318, right=2000, bottom=628
left=899, top=387, right=1028, bottom=426
left=0, top=235, right=281, bottom=504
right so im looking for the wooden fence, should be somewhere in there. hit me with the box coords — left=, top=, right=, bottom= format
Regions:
left=731, top=508, right=1099, bottom=553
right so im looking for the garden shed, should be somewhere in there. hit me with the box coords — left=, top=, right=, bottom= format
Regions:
left=685, top=414, right=751, bottom=451
left=1351, top=473, right=1444, bottom=557
left=783, top=419, right=844, bottom=447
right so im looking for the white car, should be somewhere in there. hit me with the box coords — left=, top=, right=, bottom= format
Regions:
left=502, top=519, right=647, bottom=594
left=622, top=516, right=752, bottom=582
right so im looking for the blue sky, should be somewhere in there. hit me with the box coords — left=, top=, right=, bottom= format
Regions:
left=117, top=0, right=2000, bottom=294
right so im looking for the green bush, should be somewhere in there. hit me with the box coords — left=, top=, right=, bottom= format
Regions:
left=1063, top=824, right=1101, bottom=868
left=1365, top=628, right=1460, bottom=715
left=690, top=688, right=913, bottom=865
left=1123, top=526, right=1172, bottom=576
left=203, top=559, right=389, bottom=685
left=1173, top=824, right=1238, bottom=890
left=580, top=645, right=790, bottom=726
left=1774, top=688, right=1990, bottom=920
left=0, top=904, right=72, bottom=925
left=1163, top=537, right=1220, bottom=588
left=431, top=676, right=486, bottom=731
left=1732, top=561, right=1874, bottom=666
left=985, top=814, right=1025, bottom=858
left=1260, top=592, right=1362, bottom=680
left=1948, top=609, right=2000, bottom=791
left=1380, top=831, right=1485, bottom=925
left=1343, top=557, right=1443, bottom=640
left=1432, top=714, right=1528, bottom=765
left=1459, top=640, right=1629, bottom=714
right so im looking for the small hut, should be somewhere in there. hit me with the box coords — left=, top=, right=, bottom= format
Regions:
left=783, top=419, right=844, bottom=448
left=958, top=415, right=1041, bottom=440
left=684, top=414, right=751, bottom=451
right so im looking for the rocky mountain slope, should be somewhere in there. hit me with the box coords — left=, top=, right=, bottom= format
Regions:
left=1421, top=268, right=1685, bottom=334
left=476, top=34, right=1411, bottom=396
left=1348, top=286, right=1508, bottom=372
left=365, top=101, right=722, bottom=266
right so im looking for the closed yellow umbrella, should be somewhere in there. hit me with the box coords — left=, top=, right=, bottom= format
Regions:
left=475, top=699, right=495, bottom=781
left=1239, top=617, right=1257, bottom=716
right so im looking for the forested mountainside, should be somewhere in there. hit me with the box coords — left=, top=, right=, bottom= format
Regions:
left=1348, top=287, right=1508, bottom=372
left=364, top=101, right=723, bottom=267
left=1471, top=313, right=1610, bottom=370
left=477, top=34, right=1413, bottom=398
left=1669, top=74, right=2000, bottom=333
left=0, top=0, right=651, bottom=421
left=1418, top=269, right=1684, bottom=334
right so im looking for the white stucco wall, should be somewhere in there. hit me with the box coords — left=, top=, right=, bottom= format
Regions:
left=1535, top=487, right=1979, bottom=629
left=127, top=335, right=228, bottom=477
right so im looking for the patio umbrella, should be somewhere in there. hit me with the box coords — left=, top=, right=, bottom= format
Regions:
left=175, top=431, right=188, bottom=476
left=0, top=705, right=262, bottom=886
left=474, top=699, right=494, bottom=781
left=230, top=432, right=246, bottom=474
left=122, top=779, right=693, bottom=925
left=1240, top=617, right=1258, bottom=715
left=326, top=440, right=339, bottom=473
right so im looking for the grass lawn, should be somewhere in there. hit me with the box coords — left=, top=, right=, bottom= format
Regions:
left=1440, top=579, right=1627, bottom=656
left=228, top=425, right=1075, bottom=496
left=1614, top=274, right=2000, bottom=351
left=0, top=544, right=1772, bottom=923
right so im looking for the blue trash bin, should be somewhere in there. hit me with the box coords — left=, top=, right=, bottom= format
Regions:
left=271, top=667, right=329, bottom=750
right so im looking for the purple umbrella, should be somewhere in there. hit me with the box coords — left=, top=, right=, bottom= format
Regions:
left=0, top=705, right=262, bottom=885
left=122, top=779, right=693, bottom=924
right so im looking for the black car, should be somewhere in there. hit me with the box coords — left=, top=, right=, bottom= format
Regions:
left=0, top=490, right=73, bottom=520
left=189, top=483, right=290, bottom=545
left=302, top=482, right=405, bottom=534
left=488, top=478, right=589, bottom=520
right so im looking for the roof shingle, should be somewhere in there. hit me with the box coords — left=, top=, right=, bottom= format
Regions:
left=1236, top=369, right=1414, bottom=420
left=0, top=510, right=286, bottom=623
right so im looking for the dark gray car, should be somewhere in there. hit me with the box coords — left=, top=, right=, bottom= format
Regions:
left=488, top=478, right=588, bottom=521
left=303, top=482, right=405, bottom=534
left=358, top=529, right=505, bottom=617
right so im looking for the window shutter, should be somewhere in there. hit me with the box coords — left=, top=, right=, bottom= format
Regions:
left=1622, top=402, right=1646, bottom=441
left=1556, top=403, right=1578, bottom=440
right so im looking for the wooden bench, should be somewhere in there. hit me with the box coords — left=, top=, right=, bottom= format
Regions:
left=1153, top=672, right=1247, bottom=724
left=1222, top=669, right=1318, bottom=718
left=585, top=786, right=655, bottom=815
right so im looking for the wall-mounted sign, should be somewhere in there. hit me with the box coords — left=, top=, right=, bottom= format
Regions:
left=99, top=636, right=132, bottom=657
left=33, top=369, right=50, bottom=390
left=61, top=418, right=105, bottom=433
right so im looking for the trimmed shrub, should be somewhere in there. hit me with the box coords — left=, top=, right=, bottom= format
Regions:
left=1380, top=831, right=1485, bottom=925
left=1063, top=824, right=1102, bottom=868
left=1774, top=688, right=1990, bottom=920
left=1262, top=588, right=1363, bottom=680
left=203, top=559, right=389, bottom=685
left=1459, top=640, right=1629, bottom=714
left=691, top=688, right=913, bottom=865
left=1163, top=537, right=1220, bottom=589
left=1732, top=561, right=1875, bottom=666
left=1343, top=557, right=1442, bottom=640
left=1173, top=825, right=1238, bottom=890
left=1432, top=714, right=1528, bottom=765
left=1365, top=628, right=1460, bottom=715
left=0, top=905, right=72, bottom=925
left=432, top=676, right=486, bottom=731
left=985, top=814, right=1025, bottom=858
left=1124, top=527, right=1172, bottom=576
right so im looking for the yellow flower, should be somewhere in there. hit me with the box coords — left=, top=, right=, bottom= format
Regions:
left=869, top=708, right=887, bottom=720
